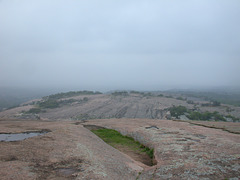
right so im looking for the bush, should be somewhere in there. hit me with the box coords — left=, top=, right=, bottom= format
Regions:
left=83, top=97, right=89, bottom=101
left=169, top=106, right=188, bottom=118
left=38, top=99, right=60, bottom=109
left=130, top=91, right=141, bottom=94
left=225, top=115, right=239, bottom=122
left=112, top=91, right=129, bottom=96
left=187, top=100, right=194, bottom=104
left=147, top=148, right=154, bottom=159
left=44, top=91, right=102, bottom=100
left=26, top=108, right=43, bottom=114
left=211, top=100, right=221, bottom=106
left=187, top=111, right=226, bottom=121
left=176, top=97, right=185, bottom=101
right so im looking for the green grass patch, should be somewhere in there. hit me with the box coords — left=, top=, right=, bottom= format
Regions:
left=91, top=128, right=154, bottom=160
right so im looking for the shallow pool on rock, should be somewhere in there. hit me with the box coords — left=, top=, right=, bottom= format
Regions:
left=0, top=131, right=48, bottom=142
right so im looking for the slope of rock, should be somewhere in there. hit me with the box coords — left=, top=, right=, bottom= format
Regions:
left=84, top=119, right=240, bottom=179
left=1, top=118, right=240, bottom=179
left=2, top=93, right=239, bottom=121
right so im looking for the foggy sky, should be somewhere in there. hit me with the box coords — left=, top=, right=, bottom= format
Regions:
left=0, top=0, right=240, bottom=91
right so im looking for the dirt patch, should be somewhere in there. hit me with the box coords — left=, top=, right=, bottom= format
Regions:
left=115, top=145, right=155, bottom=166
left=73, top=120, right=87, bottom=125
left=83, top=124, right=105, bottom=130
left=1, top=155, right=18, bottom=162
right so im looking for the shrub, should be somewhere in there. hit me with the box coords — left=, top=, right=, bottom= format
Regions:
left=169, top=106, right=188, bottom=118
left=38, top=99, right=60, bottom=109
left=26, top=108, right=43, bottom=114
left=225, top=115, right=239, bottom=122
left=187, top=100, right=194, bottom=104
left=112, top=91, right=129, bottom=96
left=44, top=91, right=102, bottom=100
left=176, top=97, right=185, bottom=101
left=187, top=111, right=226, bottom=121
left=211, top=100, right=221, bottom=106
left=83, top=97, right=89, bottom=101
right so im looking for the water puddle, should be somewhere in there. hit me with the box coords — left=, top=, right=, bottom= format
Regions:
left=145, top=126, right=159, bottom=130
left=0, top=130, right=49, bottom=142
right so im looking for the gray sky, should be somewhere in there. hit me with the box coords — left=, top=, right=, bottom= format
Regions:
left=0, top=0, right=240, bottom=91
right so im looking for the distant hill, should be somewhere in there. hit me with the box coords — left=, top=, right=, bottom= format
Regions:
left=1, top=90, right=239, bottom=122
left=166, top=89, right=240, bottom=107
left=0, top=87, right=54, bottom=111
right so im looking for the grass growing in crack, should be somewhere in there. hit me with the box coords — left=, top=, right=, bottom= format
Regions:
left=91, top=128, right=154, bottom=160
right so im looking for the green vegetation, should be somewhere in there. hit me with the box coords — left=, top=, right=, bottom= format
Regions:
left=225, top=115, right=240, bottom=122
left=201, top=100, right=221, bottom=107
left=38, top=99, right=60, bottom=109
left=143, top=92, right=153, bottom=97
left=226, top=107, right=234, bottom=113
left=91, top=128, right=154, bottom=160
left=187, top=100, right=194, bottom=104
left=178, top=91, right=240, bottom=107
left=140, top=145, right=154, bottom=159
left=111, top=91, right=129, bottom=96
left=0, top=90, right=98, bottom=111
left=211, top=100, right=221, bottom=106
left=169, top=105, right=239, bottom=122
left=23, top=90, right=94, bottom=113
left=165, top=95, right=173, bottom=98
left=176, top=96, right=185, bottom=101
left=130, top=91, right=141, bottom=94
left=187, top=111, right=226, bottom=121
left=169, top=106, right=188, bottom=118
left=37, top=97, right=89, bottom=109
left=26, top=96, right=89, bottom=114
left=25, top=108, right=45, bottom=114
left=45, top=91, right=102, bottom=100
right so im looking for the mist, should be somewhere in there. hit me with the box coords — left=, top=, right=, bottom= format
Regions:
left=0, top=0, right=240, bottom=91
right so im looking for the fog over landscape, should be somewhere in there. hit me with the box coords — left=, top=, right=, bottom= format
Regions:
left=0, top=0, right=240, bottom=91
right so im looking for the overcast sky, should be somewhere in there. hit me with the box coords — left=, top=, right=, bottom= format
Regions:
left=0, top=0, right=240, bottom=91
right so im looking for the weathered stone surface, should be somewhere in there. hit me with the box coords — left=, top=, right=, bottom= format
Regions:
left=1, top=94, right=239, bottom=121
left=0, top=118, right=240, bottom=179
left=85, top=119, right=240, bottom=180
left=0, top=120, right=142, bottom=180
